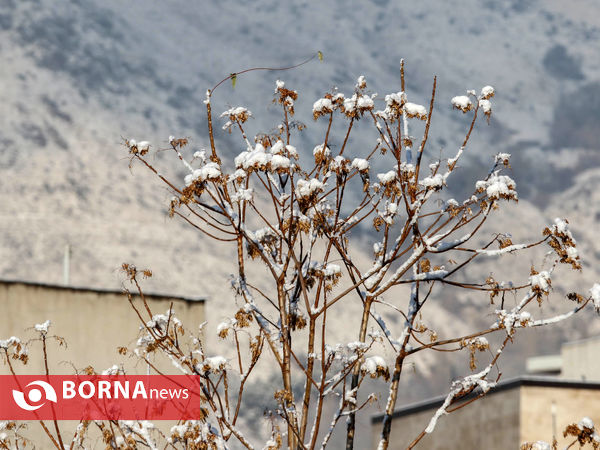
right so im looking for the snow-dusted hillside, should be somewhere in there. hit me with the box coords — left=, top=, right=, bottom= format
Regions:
left=1, top=0, right=598, bottom=287
left=1, top=0, right=599, bottom=446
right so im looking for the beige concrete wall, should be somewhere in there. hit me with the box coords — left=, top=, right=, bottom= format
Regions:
left=520, top=386, right=600, bottom=447
left=0, top=282, right=205, bottom=448
left=373, top=388, right=520, bottom=449
left=0, top=282, right=204, bottom=375
left=561, top=337, right=600, bottom=381
left=373, top=384, right=600, bottom=449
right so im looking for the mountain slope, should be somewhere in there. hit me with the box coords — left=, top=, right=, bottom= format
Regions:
left=1, top=1, right=600, bottom=446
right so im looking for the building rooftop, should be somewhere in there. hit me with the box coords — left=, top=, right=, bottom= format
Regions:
left=0, top=278, right=205, bottom=303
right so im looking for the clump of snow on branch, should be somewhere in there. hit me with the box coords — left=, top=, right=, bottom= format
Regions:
left=351, top=158, right=370, bottom=171
left=451, top=95, right=473, bottom=113
left=313, top=98, right=334, bottom=119
left=377, top=170, right=396, bottom=185
left=424, top=367, right=496, bottom=434
left=524, top=441, right=552, bottom=450
left=360, top=356, right=389, bottom=381
left=479, top=99, right=492, bottom=116
left=495, top=152, right=511, bottom=166
left=543, top=218, right=581, bottom=270
left=403, top=102, right=427, bottom=120
left=313, top=144, right=331, bottom=164
left=295, top=178, right=325, bottom=199
left=34, top=320, right=51, bottom=334
left=475, top=171, right=517, bottom=201
left=579, top=417, right=595, bottom=430
left=480, top=85, right=495, bottom=99
left=221, top=106, right=252, bottom=131
left=590, top=284, right=600, bottom=312
left=529, top=271, right=552, bottom=294
left=201, top=356, right=227, bottom=373
left=184, top=162, right=222, bottom=186
left=420, top=173, right=445, bottom=191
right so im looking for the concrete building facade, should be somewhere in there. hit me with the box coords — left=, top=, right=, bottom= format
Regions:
left=0, top=280, right=206, bottom=447
left=372, top=377, right=600, bottom=449
left=374, top=336, right=600, bottom=449
left=0, top=280, right=205, bottom=375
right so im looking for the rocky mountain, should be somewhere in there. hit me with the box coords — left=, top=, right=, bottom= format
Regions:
left=1, top=0, right=600, bottom=446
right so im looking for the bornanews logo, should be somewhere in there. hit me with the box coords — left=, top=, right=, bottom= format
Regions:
left=0, top=375, right=201, bottom=420
left=12, top=380, right=58, bottom=411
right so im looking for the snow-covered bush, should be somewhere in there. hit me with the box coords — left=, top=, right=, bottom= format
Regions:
left=4, top=59, right=598, bottom=449
left=120, top=61, right=597, bottom=449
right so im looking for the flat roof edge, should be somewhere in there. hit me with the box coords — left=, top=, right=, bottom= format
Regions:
left=371, top=376, right=600, bottom=423
left=0, top=279, right=205, bottom=303
left=562, top=335, right=600, bottom=347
